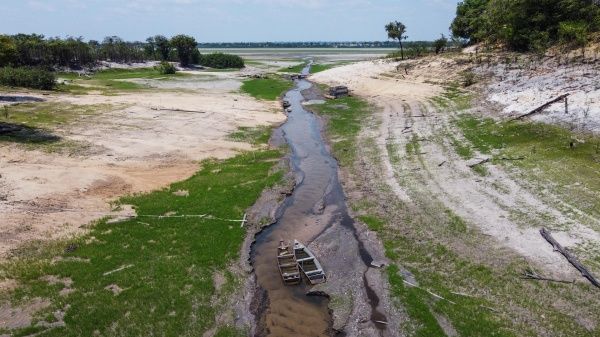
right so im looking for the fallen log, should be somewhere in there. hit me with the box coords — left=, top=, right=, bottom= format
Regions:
left=540, top=228, right=600, bottom=288
left=510, top=94, right=570, bottom=121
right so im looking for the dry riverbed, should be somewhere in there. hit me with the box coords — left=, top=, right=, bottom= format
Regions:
left=312, top=54, right=600, bottom=336
left=0, top=65, right=284, bottom=258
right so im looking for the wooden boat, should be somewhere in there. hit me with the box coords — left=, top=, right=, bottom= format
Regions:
left=277, top=240, right=301, bottom=285
left=293, top=240, right=326, bottom=285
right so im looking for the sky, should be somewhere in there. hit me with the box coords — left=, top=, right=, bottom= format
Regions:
left=0, top=0, right=460, bottom=42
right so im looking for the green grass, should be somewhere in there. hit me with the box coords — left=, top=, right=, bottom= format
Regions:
left=228, top=125, right=272, bottom=145
left=308, top=96, right=372, bottom=166
left=406, top=134, right=421, bottom=155
left=0, top=149, right=283, bottom=336
left=240, top=76, right=294, bottom=101
left=357, top=215, right=385, bottom=232
left=1, top=102, right=111, bottom=129
left=310, top=64, right=335, bottom=73
left=456, top=114, right=600, bottom=223
left=431, top=86, right=472, bottom=111
left=450, top=137, right=474, bottom=159
left=278, top=63, right=307, bottom=73
left=0, top=103, right=111, bottom=152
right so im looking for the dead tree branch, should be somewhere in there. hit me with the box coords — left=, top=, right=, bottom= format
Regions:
left=510, top=94, right=570, bottom=121
left=468, top=158, right=490, bottom=168
left=540, top=228, right=600, bottom=288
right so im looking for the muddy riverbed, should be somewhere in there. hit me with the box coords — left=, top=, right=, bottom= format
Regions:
left=250, top=64, right=400, bottom=337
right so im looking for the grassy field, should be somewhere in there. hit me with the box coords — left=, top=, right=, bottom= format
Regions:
left=240, top=76, right=293, bottom=100
left=456, top=114, right=600, bottom=230
left=0, top=103, right=113, bottom=153
left=57, top=68, right=185, bottom=94
left=307, top=96, right=371, bottom=166
left=0, top=128, right=283, bottom=336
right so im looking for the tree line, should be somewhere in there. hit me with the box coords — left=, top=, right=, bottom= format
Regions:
left=0, top=34, right=244, bottom=69
left=450, top=0, right=600, bottom=51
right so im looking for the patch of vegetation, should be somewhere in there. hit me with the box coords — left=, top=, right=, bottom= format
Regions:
left=451, top=137, right=474, bottom=159
left=228, top=125, right=272, bottom=145
left=357, top=215, right=385, bottom=232
left=308, top=95, right=372, bottom=166
left=1, top=102, right=110, bottom=128
left=405, top=134, right=421, bottom=155
left=199, top=53, right=244, bottom=69
left=0, top=149, right=283, bottom=336
left=241, top=76, right=293, bottom=101
left=378, top=197, right=594, bottom=337
left=310, top=64, right=335, bottom=73
left=456, top=114, right=600, bottom=223
left=57, top=68, right=184, bottom=94
left=278, top=62, right=306, bottom=73
left=0, top=67, right=55, bottom=90
left=471, top=163, right=489, bottom=176
left=156, top=61, right=176, bottom=75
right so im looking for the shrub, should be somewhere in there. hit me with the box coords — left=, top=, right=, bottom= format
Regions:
left=156, top=61, right=176, bottom=74
left=461, top=70, right=477, bottom=87
left=0, top=67, right=56, bottom=90
left=559, top=21, right=589, bottom=49
left=199, top=53, right=244, bottom=69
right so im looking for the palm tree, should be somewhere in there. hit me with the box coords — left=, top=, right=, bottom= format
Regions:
left=385, top=21, right=408, bottom=60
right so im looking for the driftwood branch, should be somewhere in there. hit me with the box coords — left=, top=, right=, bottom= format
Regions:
left=510, top=94, right=570, bottom=121
left=521, top=268, right=574, bottom=284
left=468, top=158, right=490, bottom=168
left=540, top=228, right=600, bottom=288
left=151, top=107, right=206, bottom=114
left=500, top=156, right=525, bottom=161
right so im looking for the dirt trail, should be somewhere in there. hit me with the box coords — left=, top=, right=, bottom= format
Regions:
left=312, top=59, right=600, bottom=280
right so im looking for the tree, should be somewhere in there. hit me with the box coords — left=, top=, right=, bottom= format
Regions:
left=450, top=0, right=490, bottom=43
left=0, top=35, right=17, bottom=67
left=450, top=0, right=600, bottom=51
left=145, top=36, right=156, bottom=59
left=154, top=35, right=171, bottom=61
left=385, top=21, right=408, bottom=60
left=434, top=34, right=448, bottom=54
left=170, top=35, right=197, bottom=66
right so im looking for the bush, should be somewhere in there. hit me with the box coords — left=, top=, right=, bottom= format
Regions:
left=0, top=67, right=56, bottom=90
left=461, top=70, right=477, bottom=87
left=156, top=61, right=176, bottom=74
left=199, top=53, right=244, bottom=69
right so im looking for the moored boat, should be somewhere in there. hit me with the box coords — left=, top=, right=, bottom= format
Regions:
left=293, top=240, right=326, bottom=285
left=277, top=240, right=301, bottom=285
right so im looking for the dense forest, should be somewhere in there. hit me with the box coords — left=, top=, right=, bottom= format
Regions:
left=451, top=0, right=600, bottom=51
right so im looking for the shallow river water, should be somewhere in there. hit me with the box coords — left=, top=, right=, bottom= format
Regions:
left=251, top=64, right=386, bottom=337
